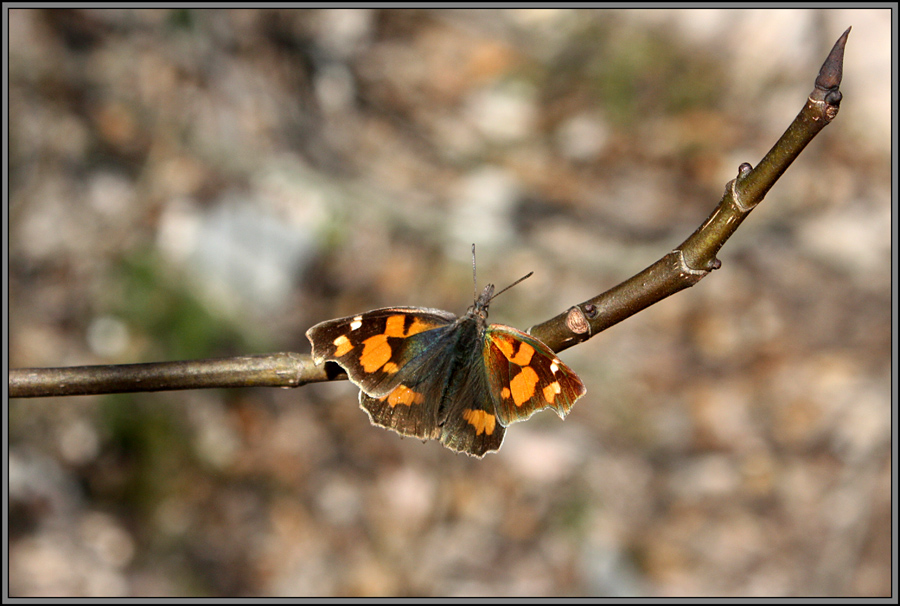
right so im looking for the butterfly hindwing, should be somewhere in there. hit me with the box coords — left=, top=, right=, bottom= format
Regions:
left=359, top=380, right=506, bottom=457
left=483, top=325, right=586, bottom=427
left=306, top=307, right=457, bottom=398
left=359, top=386, right=441, bottom=443
left=436, top=350, right=507, bottom=457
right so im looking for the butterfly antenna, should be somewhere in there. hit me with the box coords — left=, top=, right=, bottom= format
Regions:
left=490, top=271, right=534, bottom=302
left=472, top=243, right=478, bottom=301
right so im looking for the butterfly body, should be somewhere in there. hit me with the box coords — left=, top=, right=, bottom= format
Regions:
left=307, top=284, right=585, bottom=457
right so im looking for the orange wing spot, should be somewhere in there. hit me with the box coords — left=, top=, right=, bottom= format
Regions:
left=494, top=336, right=535, bottom=366
left=382, top=361, right=400, bottom=374
left=407, top=317, right=436, bottom=336
left=509, top=342, right=535, bottom=366
left=332, top=335, right=354, bottom=357
left=360, top=334, right=392, bottom=372
left=462, top=408, right=496, bottom=435
left=542, top=381, right=562, bottom=403
left=501, top=386, right=511, bottom=400
left=386, top=385, right=425, bottom=407
left=359, top=315, right=441, bottom=374
left=494, top=336, right=515, bottom=360
left=384, top=315, right=409, bottom=338
left=509, top=366, right=539, bottom=406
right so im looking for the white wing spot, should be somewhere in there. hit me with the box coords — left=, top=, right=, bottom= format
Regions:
left=550, top=361, right=559, bottom=373
left=350, top=317, right=363, bottom=331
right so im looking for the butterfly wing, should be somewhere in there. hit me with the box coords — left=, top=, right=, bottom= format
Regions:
left=306, top=307, right=457, bottom=398
left=483, top=325, right=586, bottom=427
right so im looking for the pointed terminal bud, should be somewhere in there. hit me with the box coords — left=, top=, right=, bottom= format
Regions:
left=815, top=27, right=850, bottom=92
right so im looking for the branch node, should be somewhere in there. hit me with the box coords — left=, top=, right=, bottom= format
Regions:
left=674, top=249, right=711, bottom=279
left=729, top=177, right=751, bottom=213
left=565, top=306, right=591, bottom=336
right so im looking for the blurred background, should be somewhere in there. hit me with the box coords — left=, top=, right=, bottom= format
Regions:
left=7, top=8, right=892, bottom=597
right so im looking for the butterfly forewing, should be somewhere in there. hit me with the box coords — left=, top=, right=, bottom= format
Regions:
left=483, top=325, right=586, bottom=427
left=306, top=307, right=457, bottom=398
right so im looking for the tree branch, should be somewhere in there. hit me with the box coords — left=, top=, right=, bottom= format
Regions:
left=8, top=28, right=850, bottom=399
left=8, top=353, right=336, bottom=398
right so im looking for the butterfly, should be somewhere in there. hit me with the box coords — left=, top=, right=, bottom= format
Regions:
left=306, top=259, right=586, bottom=457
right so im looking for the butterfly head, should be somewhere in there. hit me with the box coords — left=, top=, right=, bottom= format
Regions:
left=469, top=283, right=496, bottom=319
left=467, top=273, right=533, bottom=320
